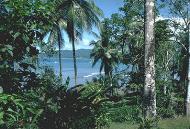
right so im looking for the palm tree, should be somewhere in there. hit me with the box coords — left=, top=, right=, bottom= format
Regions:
left=57, top=0, right=103, bottom=85
left=45, top=20, right=65, bottom=78
left=143, top=0, right=156, bottom=118
left=90, top=20, right=121, bottom=77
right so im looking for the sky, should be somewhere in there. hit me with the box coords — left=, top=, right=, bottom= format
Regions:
left=62, top=0, right=173, bottom=50
left=64, top=0, right=124, bottom=50
left=94, top=0, right=124, bottom=18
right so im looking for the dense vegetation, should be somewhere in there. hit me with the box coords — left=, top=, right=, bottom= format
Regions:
left=0, top=0, right=190, bottom=129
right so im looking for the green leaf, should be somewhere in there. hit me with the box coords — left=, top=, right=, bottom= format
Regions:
left=7, top=50, right=13, bottom=57
left=22, top=35, right=29, bottom=43
left=31, top=109, right=43, bottom=124
left=5, top=45, right=13, bottom=50
left=105, top=52, right=111, bottom=59
left=0, top=112, right=4, bottom=120
left=13, top=32, right=21, bottom=39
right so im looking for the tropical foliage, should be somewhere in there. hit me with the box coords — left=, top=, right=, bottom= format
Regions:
left=91, top=19, right=121, bottom=76
left=1, top=0, right=190, bottom=129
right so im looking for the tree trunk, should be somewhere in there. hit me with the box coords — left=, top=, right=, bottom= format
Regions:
left=186, top=22, right=190, bottom=116
left=164, top=75, right=167, bottom=95
left=69, top=20, right=77, bottom=85
left=143, top=0, right=156, bottom=118
left=104, top=61, right=112, bottom=77
left=72, top=37, right=77, bottom=86
left=58, top=44, right=62, bottom=78
left=0, top=87, right=3, bottom=93
left=57, top=27, right=63, bottom=78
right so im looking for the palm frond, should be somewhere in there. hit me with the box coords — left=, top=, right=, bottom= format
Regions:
left=48, top=29, right=56, bottom=45
left=92, top=56, right=100, bottom=67
left=100, top=61, right=104, bottom=73
left=57, top=25, right=64, bottom=48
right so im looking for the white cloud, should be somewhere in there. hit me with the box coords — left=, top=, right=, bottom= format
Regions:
left=156, top=15, right=185, bottom=25
left=83, top=39, right=90, bottom=45
left=64, top=43, right=72, bottom=50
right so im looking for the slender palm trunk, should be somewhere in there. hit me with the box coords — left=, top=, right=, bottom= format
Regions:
left=58, top=45, right=62, bottom=78
left=104, top=67, right=109, bottom=76
left=57, top=27, right=62, bottom=78
left=72, top=37, right=77, bottom=86
left=164, top=74, right=167, bottom=95
left=143, top=0, right=156, bottom=118
left=186, top=11, right=190, bottom=116
left=69, top=19, right=77, bottom=85
left=104, top=61, right=111, bottom=76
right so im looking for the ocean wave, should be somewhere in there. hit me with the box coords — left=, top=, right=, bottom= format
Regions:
left=83, top=72, right=104, bottom=78
left=83, top=74, right=95, bottom=78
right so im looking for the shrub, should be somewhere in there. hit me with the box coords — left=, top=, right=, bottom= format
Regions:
left=102, top=100, right=141, bottom=123
left=35, top=70, right=111, bottom=129
left=138, top=117, right=161, bottom=129
left=0, top=69, right=111, bottom=129
left=0, top=94, right=42, bottom=129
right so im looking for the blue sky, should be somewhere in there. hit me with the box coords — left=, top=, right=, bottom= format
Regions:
left=55, top=0, right=171, bottom=50
left=95, top=0, right=124, bottom=18
left=64, top=0, right=124, bottom=50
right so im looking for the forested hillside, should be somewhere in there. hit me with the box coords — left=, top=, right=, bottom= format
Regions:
left=39, top=49, right=91, bottom=58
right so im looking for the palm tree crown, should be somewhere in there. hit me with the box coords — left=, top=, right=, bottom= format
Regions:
left=56, top=0, right=103, bottom=85
left=90, top=20, right=121, bottom=76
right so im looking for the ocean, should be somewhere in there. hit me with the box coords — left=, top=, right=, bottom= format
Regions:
left=39, top=57, right=128, bottom=86
left=39, top=57, right=101, bottom=85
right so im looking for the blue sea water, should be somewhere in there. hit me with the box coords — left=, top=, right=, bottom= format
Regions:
left=39, top=58, right=101, bottom=85
left=39, top=57, right=129, bottom=86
